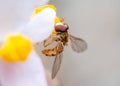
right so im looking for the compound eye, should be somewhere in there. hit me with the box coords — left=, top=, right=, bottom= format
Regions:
left=55, top=23, right=69, bottom=32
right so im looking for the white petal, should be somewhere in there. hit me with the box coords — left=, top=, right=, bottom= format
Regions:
left=21, top=8, right=56, bottom=42
left=0, top=51, right=47, bottom=86
left=0, top=0, right=49, bottom=35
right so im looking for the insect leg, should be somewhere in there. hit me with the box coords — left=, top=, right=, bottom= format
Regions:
left=43, top=37, right=59, bottom=47
left=34, top=36, right=51, bottom=45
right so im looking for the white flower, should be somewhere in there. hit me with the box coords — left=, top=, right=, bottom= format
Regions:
left=0, top=0, right=56, bottom=86
left=22, top=6, right=56, bottom=42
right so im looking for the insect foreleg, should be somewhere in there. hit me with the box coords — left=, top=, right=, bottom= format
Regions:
left=43, top=37, right=59, bottom=47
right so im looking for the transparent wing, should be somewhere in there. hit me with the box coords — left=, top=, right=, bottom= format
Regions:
left=69, top=35, right=87, bottom=53
left=52, top=42, right=63, bottom=79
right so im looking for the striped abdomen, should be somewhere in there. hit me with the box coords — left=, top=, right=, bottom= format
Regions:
left=42, top=47, right=63, bottom=56
left=42, top=47, right=57, bottom=56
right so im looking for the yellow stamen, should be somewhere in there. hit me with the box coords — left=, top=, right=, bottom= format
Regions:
left=0, top=35, right=32, bottom=62
left=55, top=16, right=61, bottom=24
left=51, top=16, right=61, bottom=36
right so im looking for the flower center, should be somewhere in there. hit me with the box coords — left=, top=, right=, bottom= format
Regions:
left=0, top=35, right=32, bottom=62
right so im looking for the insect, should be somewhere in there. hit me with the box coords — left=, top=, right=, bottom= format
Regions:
left=42, top=18, right=87, bottom=79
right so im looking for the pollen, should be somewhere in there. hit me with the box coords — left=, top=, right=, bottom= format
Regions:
left=33, top=4, right=56, bottom=15
left=55, top=16, right=61, bottom=24
left=51, top=17, right=61, bottom=35
left=0, top=35, right=32, bottom=62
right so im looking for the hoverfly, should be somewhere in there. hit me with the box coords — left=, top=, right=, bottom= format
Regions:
left=42, top=18, right=87, bottom=79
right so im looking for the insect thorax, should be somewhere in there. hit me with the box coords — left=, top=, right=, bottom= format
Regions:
left=56, top=32, right=69, bottom=46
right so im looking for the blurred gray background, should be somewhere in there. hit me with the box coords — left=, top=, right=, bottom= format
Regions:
left=43, top=0, right=120, bottom=86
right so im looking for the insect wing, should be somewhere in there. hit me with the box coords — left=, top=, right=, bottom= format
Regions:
left=52, top=42, right=63, bottom=79
left=70, top=35, right=87, bottom=53
left=52, top=52, right=63, bottom=79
